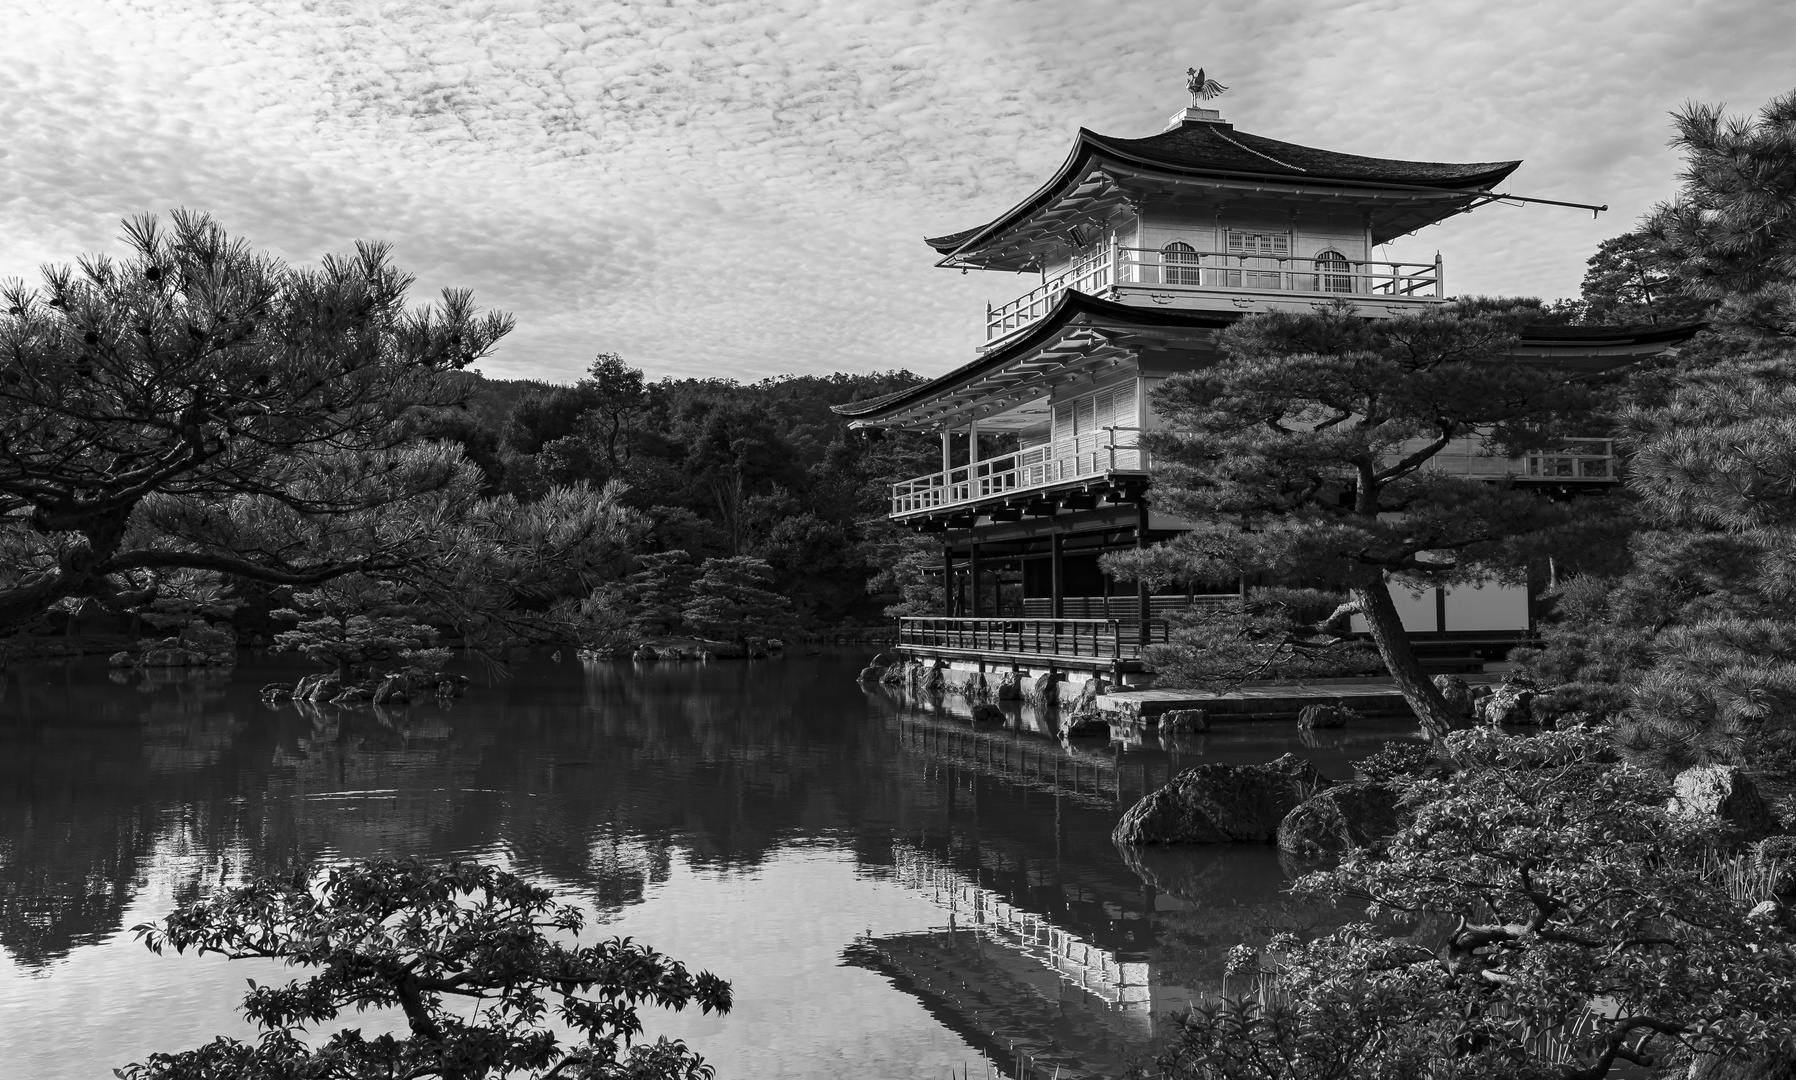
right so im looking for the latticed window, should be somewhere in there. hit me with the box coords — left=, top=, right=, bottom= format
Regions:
left=1226, top=230, right=1290, bottom=256
left=1315, top=249, right=1352, bottom=293
left=1161, top=241, right=1202, bottom=286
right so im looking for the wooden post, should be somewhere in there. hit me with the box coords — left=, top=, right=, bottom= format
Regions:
left=1050, top=530, right=1065, bottom=620
left=1137, top=501, right=1151, bottom=629
left=941, top=428, right=953, bottom=477
left=970, top=543, right=983, bottom=618
left=943, top=546, right=956, bottom=616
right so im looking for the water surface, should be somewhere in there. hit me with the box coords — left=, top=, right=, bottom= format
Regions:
left=0, top=652, right=1416, bottom=1079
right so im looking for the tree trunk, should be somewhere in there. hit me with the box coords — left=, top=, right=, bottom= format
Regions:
left=1350, top=577, right=1461, bottom=743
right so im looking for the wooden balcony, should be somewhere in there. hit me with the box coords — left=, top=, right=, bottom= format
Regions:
left=891, top=428, right=1145, bottom=518
left=986, top=245, right=1444, bottom=341
left=898, top=616, right=1171, bottom=672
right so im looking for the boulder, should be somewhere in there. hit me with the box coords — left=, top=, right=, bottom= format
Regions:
left=1159, top=709, right=1208, bottom=735
left=1671, top=765, right=1777, bottom=841
left=1067, top=677, right=1107, bottom=717
left=1474, top=683, right=1536, bottom=727
left=1060, top=714, right=1109, bottom=738
left=108, top=651, right=133, bottom=667
left=879, top=661, right=908, bottom=686
left=919, top=662, right=946, bottom=693
left=632, top=645, right=659, bottom=663
left=1297, top=704, right=1355, bottom=729
left=299, top=674, right=342, bottom=702
left=856, top=665, right=883, bottom=682
left=260, top=682, right=295, bottom=703
left=869, top=652, right=891, bottom=668
left=328, top=686, right=370, bottom=705
left=960, top=672, right=992, bottom=703
left=970, top=703, right=1006, bottom=724
left=1277, top=782, right=1405, bottom=859
left=1025, top=671, right=1061, bottom=707
left=995, top=671, right=1024, bottom=701
left=1432, top=674, right=1475, bottom=720
left=372, top=675, right=409, bottom=705
left=1113, top=753, right=1333, bottom=846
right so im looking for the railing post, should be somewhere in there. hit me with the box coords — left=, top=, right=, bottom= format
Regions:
left=1435, top=252, right=1444, bottom=299
left=1109, top=234, right=1122, bottom=292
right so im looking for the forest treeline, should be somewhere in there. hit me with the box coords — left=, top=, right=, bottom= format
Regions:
left=417, top=360, right=942, bottom=629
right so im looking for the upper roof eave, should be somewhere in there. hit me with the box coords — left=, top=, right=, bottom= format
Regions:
left=925, top=125, right=1521, bottom=261
left=831, top=291, right=1232, bottom=425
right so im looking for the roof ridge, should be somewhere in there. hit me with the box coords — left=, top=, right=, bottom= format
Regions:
left=1213, top=129, right=1307, bottom=173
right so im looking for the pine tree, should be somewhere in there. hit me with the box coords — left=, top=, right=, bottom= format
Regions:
left=1520, top=88, right=1796, bottom=775
left=681, top=556, right=794, bottom=646
left=1110, top=299, right=1609, bottom=739
left=1644, top=89, right=1796, bottom=339
left=271, top=576, right=441, bottom=682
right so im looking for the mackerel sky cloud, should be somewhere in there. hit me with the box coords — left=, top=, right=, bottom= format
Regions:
left=2, top=0, right=1792, bottom=383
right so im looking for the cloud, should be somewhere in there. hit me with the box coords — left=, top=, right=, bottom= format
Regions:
left=2, top=0, right=1792, bottom=383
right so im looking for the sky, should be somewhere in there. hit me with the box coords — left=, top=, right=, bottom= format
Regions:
left=2, top=0, right=1792, bottom=385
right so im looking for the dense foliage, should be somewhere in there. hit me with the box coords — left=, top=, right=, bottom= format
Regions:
left=1138, top=730, right=1796, bottom=1080
left=116, top=859, right=731, bottom=1080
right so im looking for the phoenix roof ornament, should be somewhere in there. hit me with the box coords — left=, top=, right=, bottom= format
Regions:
left=1186, top=67, right=1228, bottom=104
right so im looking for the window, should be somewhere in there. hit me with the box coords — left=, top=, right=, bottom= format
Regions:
left=1226, top=230, right=1290, bottom=256
left=1315, top=249, right=1352, bottom=293
left=1161, top=240, right=1201, bottom=286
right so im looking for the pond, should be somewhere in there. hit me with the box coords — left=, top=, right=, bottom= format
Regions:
left=0, top=651, right=1421, bottom=1079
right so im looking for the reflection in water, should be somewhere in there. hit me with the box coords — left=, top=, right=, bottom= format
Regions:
left=0, top=653, right=1415, bottom=1079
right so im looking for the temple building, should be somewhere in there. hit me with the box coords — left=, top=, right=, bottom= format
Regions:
left=835, top=73, right=1700, bottom=685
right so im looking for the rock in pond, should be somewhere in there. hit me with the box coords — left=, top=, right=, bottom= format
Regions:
left=995, top=670, right=1024, bottom=701
left=260, top=682, right=295, bottom=703
left=1278, top=781, right=1405, bottom=859
left=970, top=703, right=1006, bottom=724
left=373, top=675, right=409, bottom=705
left=1297, top=704, right=1356, bottom=729
left=1113, top=753, right=1333, bottom=846
left=1159, top=709, right=1208, bottom=735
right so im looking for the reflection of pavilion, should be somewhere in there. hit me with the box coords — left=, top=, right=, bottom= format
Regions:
left=892, top=842, right=1178, bottom=1015
left=842, top=843, right=1197, bottom=1079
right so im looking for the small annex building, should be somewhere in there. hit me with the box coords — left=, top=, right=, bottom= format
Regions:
left=835, top=74, right=1701, bottom=684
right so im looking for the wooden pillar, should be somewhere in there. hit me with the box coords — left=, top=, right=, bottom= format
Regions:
left=969, top=542, right=983, bottom=618
left=1050, top=530, right=1065, bottom=620
left=968, top=418, right=981, bottom=465
left=1137, top=501, right=1151, bottom=627
left=940, top=428, right=953, bottom=476
left=943, top=546, right=955, bottom=616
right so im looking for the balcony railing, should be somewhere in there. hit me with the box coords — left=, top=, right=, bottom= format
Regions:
left=891, top=427, right=1145, bottom=516
left=986, top=244, right=1443, bottom=340
left=899, top=617, right=1171, bottom=662
left=1415, top=437, right=1618, bottom=483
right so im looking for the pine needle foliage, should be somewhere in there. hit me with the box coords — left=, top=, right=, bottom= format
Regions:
left=115, top=859, right=730, bottom=1080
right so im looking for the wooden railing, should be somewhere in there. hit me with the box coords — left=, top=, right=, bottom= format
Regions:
left=1412, top=437, right=1618, bottom=483
left=985, top=243, right=1443, bottom=340
left=898, top=617, right=1171, bottom=661
left=986, top=248, right=1113, bottom=339
left=1116, top=247, right=1442, bottom=298
left=891, top=428, right=1144, bottom=516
